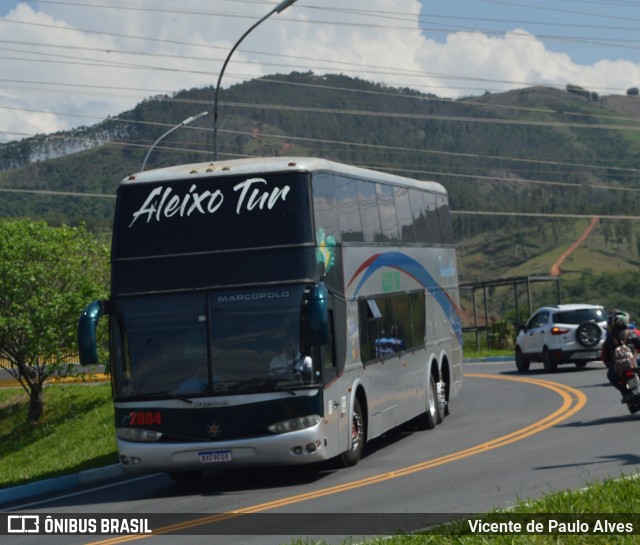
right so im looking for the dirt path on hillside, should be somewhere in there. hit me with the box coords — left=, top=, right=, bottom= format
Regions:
left=550, top=216, right=600, bottom=276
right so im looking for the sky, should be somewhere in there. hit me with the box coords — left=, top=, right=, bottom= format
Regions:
left=1, top=0, right=640, bottom=141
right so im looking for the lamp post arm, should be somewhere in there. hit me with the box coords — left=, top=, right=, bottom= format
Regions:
left=274, top=0, right=297, bottom=13
left=213, top=0, right=298, bottom=160
left=141, top=110, right=208, bottom=172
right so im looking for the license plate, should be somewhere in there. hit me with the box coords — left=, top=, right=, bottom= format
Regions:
left=198, top=449, right=232, bottom=464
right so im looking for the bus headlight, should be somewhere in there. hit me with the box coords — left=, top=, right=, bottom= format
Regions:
left=267, top=415, right=321, bottom=434
left=116, top=427, right=163, bottom=442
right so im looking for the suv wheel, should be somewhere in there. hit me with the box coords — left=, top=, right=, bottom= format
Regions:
left=575, top=321, right=601, bottom=348
left=542, top=347, right=557, bottom=373
left=515, top=347, right=530, bottom=372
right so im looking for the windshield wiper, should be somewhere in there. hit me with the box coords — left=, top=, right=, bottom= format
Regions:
left=269, top=378, right=323, bottom=395
left=216, top=378, right=311, bottom=396
left=224, top=378, right=282, bottom=395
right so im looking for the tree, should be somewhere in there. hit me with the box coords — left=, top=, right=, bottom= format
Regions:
left=0, top=220, right=109, bottom=421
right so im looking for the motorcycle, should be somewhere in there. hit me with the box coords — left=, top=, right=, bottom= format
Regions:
left=617, top=367, right=640, bottom=414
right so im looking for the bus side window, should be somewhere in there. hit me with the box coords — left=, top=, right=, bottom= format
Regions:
left=312, top=173, right=340, bottom=242
left=376, top=183, right=400, bottom=242
left=358, top=291, right=425, bottom=363
left=359, top=298, right=381, bottom=363
left=335, top=176, right=364, bottom=242
left=394, top=186, right=416, bottom=243
left=424, top=191, right=441, bottom=244
left=356, top=179, right=382, bottom=243
left=409, top=188, right=428, bottom=242
left=436, top=193, right=455, bottom=244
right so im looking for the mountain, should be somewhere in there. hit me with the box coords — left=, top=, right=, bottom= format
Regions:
left=1, top=72, right=640, bottom=312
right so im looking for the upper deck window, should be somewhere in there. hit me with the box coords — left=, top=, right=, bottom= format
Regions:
left=317, top=174, right=450, bottom=246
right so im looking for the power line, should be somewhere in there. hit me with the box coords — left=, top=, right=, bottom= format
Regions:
left=3, top=127, right=639, bottom=195
left=3, top=7, right=640, bottom=93
left=2, top=4, right=640, bottom=173
left=0, top=184, right=637, bottom=221
left=1, top=67, right=639, bottom=131
left=452, top=210, right=640, bottom=220
left=3, top=104, right=640, bottom=180
left=0, top=187, right=116, bottom=199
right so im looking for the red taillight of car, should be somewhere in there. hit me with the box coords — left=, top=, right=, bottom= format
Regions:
left=550, top=327, right=571, bottom=335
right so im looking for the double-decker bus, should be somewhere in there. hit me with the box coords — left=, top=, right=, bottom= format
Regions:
left=78, top=157, right=462, bottom=481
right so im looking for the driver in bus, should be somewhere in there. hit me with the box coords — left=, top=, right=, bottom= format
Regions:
left=269, top=337, right=312, bottom=377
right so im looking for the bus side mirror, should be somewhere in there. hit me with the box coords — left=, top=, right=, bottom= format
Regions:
left=78, top=300, right=108, bottom=365
left=304, top=284, right=329, bottom=345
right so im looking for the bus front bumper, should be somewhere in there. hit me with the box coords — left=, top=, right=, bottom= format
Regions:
left=116, top=423, right=329, bottom=474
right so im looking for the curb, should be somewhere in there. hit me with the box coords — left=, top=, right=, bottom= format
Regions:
left=0, top=464, right=125, bottom=506
left=464, top=356, right=513, bottom=363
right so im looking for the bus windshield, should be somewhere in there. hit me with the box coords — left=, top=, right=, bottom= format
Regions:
left=112, top=286, right=322, bottom=400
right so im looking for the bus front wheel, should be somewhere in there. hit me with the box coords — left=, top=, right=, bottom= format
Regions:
left=340, top=398, right=364, bottom=467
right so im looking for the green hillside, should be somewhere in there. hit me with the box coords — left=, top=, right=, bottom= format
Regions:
left=1, top=72, right=640, bottom=317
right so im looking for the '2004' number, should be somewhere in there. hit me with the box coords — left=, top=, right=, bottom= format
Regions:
left=129, top=411, right=162, bottom=426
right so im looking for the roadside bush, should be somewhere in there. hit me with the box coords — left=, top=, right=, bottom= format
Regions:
left=487, top=320, right=516, bottom=350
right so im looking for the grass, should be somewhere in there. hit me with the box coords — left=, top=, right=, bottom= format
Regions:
left=462, top=347, right=512, bottom=359
left=411, top=476, right=640, bottom=543
left=0, top=383, right=117, bottom=489
left=289, top=477, right=640, bottom=544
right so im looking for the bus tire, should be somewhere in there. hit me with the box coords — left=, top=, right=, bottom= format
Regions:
left=416, top=374, right=438, bottom=430
left=340, top=398, right=365, bottom=467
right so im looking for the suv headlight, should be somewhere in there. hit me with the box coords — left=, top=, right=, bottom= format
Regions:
left=116, top=427, right=163, bottom=442
left=268, top=415, right=321, bottom=434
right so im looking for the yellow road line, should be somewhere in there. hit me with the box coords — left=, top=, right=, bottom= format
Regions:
left=87, top=373, right=587, bottom=544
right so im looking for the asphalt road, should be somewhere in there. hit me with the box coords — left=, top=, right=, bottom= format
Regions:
left=3, top=359, right=639, bottom=544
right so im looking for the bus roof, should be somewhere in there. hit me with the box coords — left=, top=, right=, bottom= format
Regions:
left=123, top=156, right=447, bottom=194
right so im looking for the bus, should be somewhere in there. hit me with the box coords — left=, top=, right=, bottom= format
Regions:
left=78, top=156, right=462, bottom=481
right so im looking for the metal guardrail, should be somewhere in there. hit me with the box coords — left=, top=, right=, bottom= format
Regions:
left=0, top=354, right=81, bottom=368
left=0, top=355, right=108, bottom=387
left=460, top=275, right=561, bottom=350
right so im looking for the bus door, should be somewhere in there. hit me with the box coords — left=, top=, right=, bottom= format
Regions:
left=314, top=303, right=342, bottom=459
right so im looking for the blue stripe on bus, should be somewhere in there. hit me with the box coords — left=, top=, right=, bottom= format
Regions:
left=347, top=252, right=462, bottom=342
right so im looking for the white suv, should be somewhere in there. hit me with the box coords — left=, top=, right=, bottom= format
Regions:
left=515, top=304, right=607, bottom=372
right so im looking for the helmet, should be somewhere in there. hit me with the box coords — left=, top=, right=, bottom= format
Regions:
left=608, top=310, right=630, bottom=329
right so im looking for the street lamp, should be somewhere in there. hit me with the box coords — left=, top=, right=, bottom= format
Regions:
left=141, top=111, right=209, bottom=171
left=213, top=0, right=298, bottom=160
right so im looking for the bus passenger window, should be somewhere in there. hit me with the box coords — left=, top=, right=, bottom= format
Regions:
left=436, top=194, right=455, bottom=244
left=409, top=189, right=428, bottom=242
left=393, top=186, right=416, bottom=243
left=312, top=173, right=340, bottom=242
left=358, top=291, right=425, bottom=363
left=376, top=183, right=400, bottom=242
left=424, top=191, right=441, bottom=244
left=335, top=177, right=364, bottom=242
left=356, top=179, right=382, bottom=243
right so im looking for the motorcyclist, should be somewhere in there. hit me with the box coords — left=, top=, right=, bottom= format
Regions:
left=601, top=310, right=640, bottom=403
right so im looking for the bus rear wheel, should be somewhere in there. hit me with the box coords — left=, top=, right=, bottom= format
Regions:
left=416, top=374, right=438, bottom=430
left=340, top=398, right=364, bottom=467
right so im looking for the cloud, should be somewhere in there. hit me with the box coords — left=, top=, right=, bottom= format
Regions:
left=1, top=0, right=639, bottom=139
